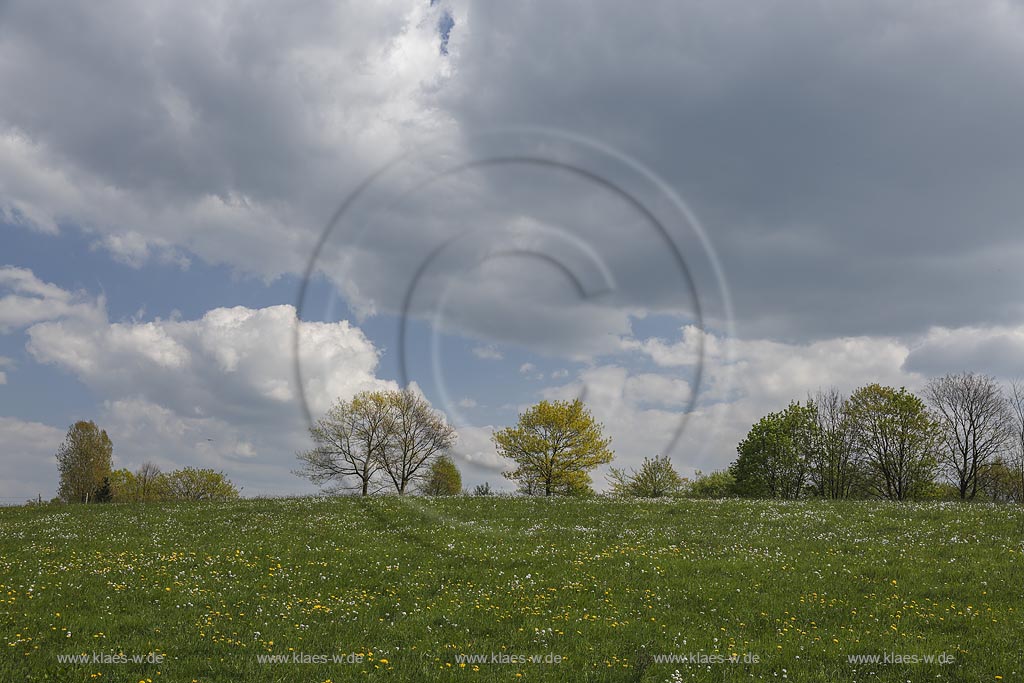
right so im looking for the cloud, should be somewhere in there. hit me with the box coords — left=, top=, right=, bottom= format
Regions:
left=0, top=417, right=65, bottom=500
left=0, top=0, right=458, bottom=277
left=903, top=325, right=1024, bottom=379
left=26, top=303, right=393, bottom=417
left=8, top=0, right=1023, bottom=358
left=471, top=345, right=503, bottom=360
left=515, top=362, right=545, bottom=380
left=457, top=397, right=478, bottom=409
left=0, top=356, right=9, bottom=384
left=624, top=373, right=692, bottom=408
left=18, top=0, right=1024, bottom=355
left=20, top=292, right=397, bottom=494
left=626, top=324, right=913, bottom=403
left=443, top=1, right=1024, bottom=341
left=620, top=325, right=712, bottom=367
left=0, top=265, right=104, bottom=331
left=449, top=422, right=510, bottom=492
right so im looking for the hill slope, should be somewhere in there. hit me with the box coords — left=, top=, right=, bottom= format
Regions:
left=1, top=497, right=1021, bottom=681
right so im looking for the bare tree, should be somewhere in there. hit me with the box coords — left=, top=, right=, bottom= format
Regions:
left=808, top=388, right=857, bottom=499
left=380, top=389, right=457, bottom=494
left=1007, top=380, right=1024, bottom=502
left=135, top=462, right=163, bottom=501
left=926, top=373, right=1013, bottom=500
left=296, top=391, right=392, bottom=496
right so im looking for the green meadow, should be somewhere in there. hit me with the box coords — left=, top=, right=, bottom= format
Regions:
left=1, top=497, right=1021, bottom=682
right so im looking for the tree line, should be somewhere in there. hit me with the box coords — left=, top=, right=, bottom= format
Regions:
left=52, top=420, right=240, bottom=504
left=725, top=374, right=1024, bottom=502
left=51, top=371, right=1023, bottom=504
left=299, top=376, right=1024, bottom=502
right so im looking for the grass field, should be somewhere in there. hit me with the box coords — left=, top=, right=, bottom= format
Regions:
left=1, top=497, right=1021, bottom=682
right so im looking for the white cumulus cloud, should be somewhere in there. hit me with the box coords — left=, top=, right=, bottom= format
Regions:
left=0, top=265, right=104, bottom=332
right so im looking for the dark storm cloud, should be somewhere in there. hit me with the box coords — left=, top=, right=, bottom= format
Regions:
left=442, top=0, right=1024, bottom=340
left=2, top=0, right=1024, bottom=345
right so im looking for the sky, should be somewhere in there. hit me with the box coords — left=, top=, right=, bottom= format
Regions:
left=2, top=0, right=1024, bottom=501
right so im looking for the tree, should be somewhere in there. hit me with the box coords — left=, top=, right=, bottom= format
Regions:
left=687, top=469, right=735, bottom=498
left=56, top=421, right=113, bottom=503
left=94, top=477, right=113, bottom=503
left=847, top=384, right=939, bottom=501
left=161, top=468, right=239, bottom=501
left=108, top=468, right=138, bottom=502
left=135, top=462, right=164, bottom=502
left=108, top=464, right=166, bottom=502
left=607, top=455, right=684, bottom=497
left=473, top=482, right=492, bottom=496
left=419, top=454, right=462, bottom=495
left=494, top=399, right=613, bottom=497
left=519, top=469, right=595, bottom=497
left=1007, top=380, right=1024, bottom=502
left=730, top=402, right=816, bottom=499
left=808, top=388, right=858, bottom=499
left=380, top=389, right=457, bottom=494
left=981, top=457, right=1018, bottom=503
left=926, top=373, right=1013, bottom=500
left=296, top=391, right=392, bottom=496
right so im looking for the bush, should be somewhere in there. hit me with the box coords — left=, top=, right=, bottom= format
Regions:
left=916, top=480, right=963, bottom=501
left=420, top=455, right=462, bottom=496
left=161, top=468, right=240, bottom=501
left=686, top=469, right=736, bottom=499
left=607, top=455, right=684, bottom=498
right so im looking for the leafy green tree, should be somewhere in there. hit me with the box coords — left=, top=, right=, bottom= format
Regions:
left=108, top=468, right=138, bottom=502
left=420, top=454, right=462, bottom=495
left=161, top=468, right=239, bottom=501
left=847, top=384, right=939, bottom=501
left=56, top=421, right=113, bottom=503
left=608, top=455, right=684, bottom=497
left=980, top=456, right=1019, bottom=503
left=687, top=469, right=735, bottom=498
left=916, top=480, right=962, bottom=501
left=109, top=463, right=166, bottom=502
left=561, top=471, right=596, bottom=497
left=494, top=399, right=613, bottom=497
left=513, top=469, right=594, bottom=496
left=730, top=402, right=816, bottom=499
